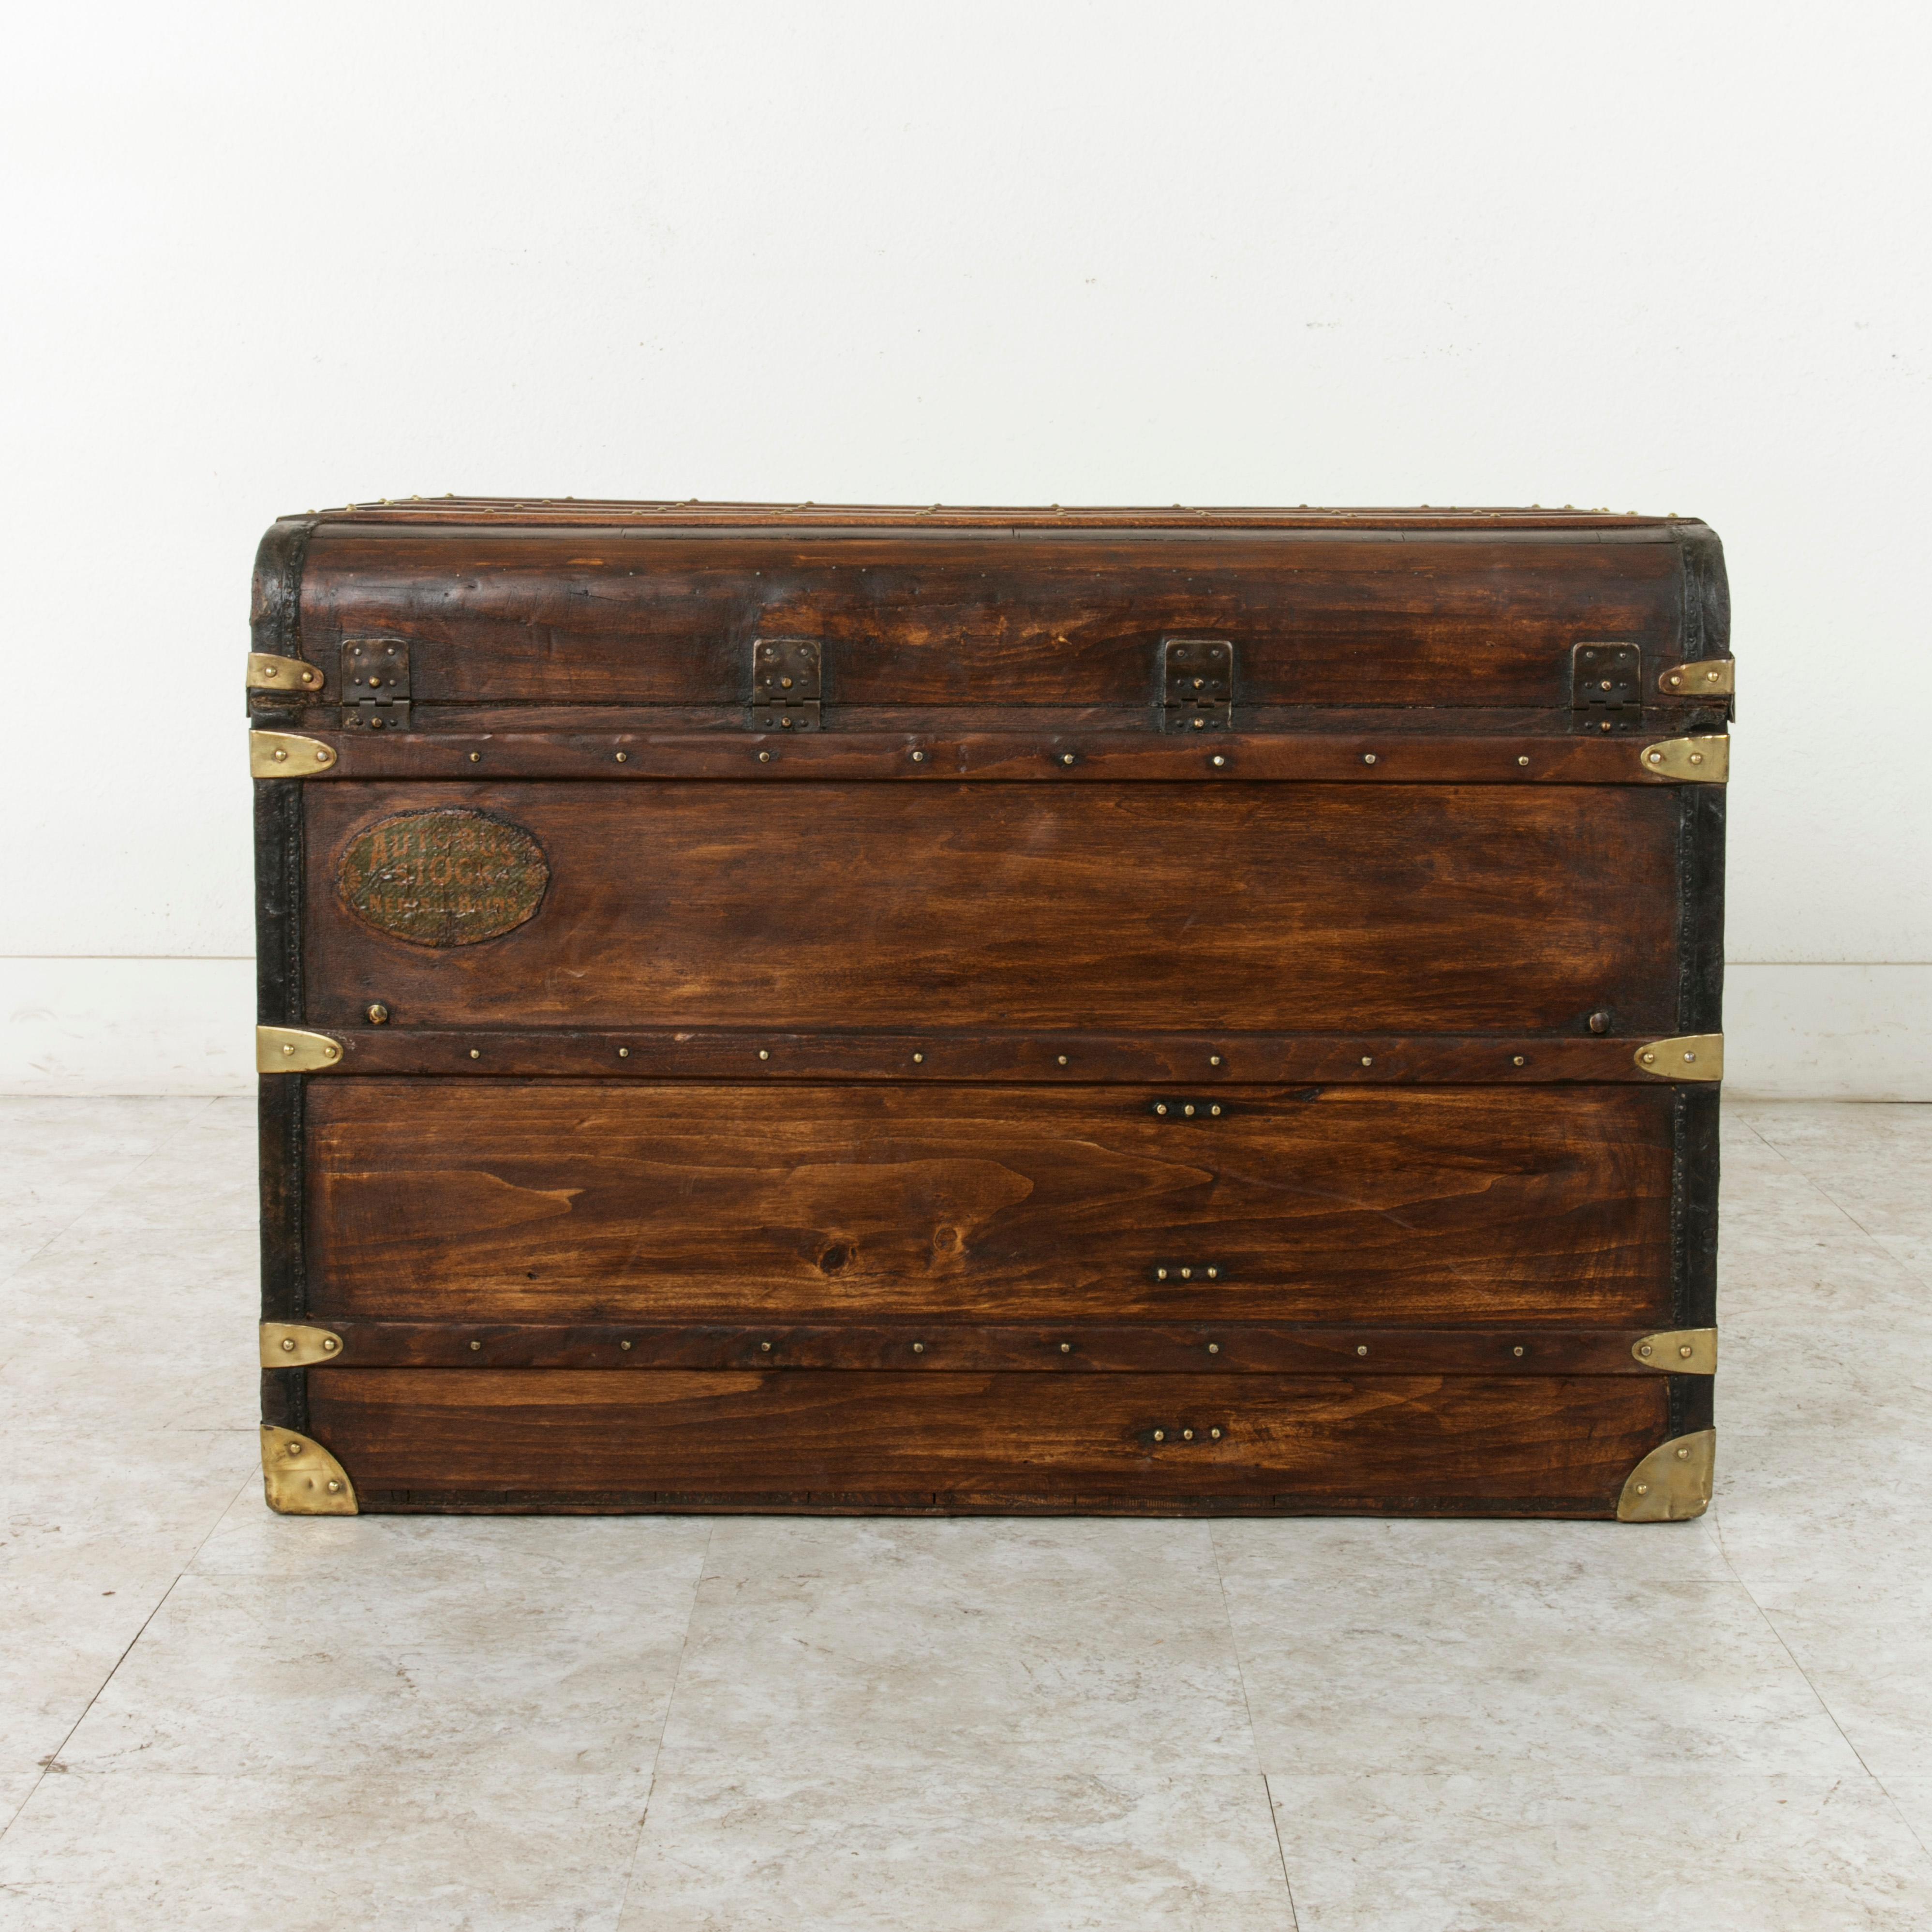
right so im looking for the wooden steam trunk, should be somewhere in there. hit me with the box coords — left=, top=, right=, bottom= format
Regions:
left=251, top=501, right=1729, bottom=1520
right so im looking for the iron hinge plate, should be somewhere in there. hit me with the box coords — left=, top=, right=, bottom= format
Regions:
left=1633, top=1034, right=1723, bottom=1082
left=261, top=1426, right=358, bottom=1515
left=1162, top=638, right=1234, bottom=730
left=1572, top=642, right=1643, bottom=731
left=752, top=639, right=822, bottom=731
left=261, top=1323, right=346, bottom=1367
left=1617, top=1428, right=1715, bottom=1521
left=341, top=638, right=412, bottom=732
left=1632, top=1327, right=1718, bottom=1375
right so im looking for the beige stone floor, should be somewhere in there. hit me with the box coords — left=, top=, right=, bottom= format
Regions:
left=0, top=1098, right=1929, bottom=1929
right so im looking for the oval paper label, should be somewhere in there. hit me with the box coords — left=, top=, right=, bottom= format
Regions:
left=336, top=810, right=549, bottom=947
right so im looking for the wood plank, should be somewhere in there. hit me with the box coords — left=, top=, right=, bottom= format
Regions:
left=301, top=782, right=1683, bottom=1033
left=306, top=1368, right=1669, bottom=1516
left=305, top=1082, right=1675, bottom=1325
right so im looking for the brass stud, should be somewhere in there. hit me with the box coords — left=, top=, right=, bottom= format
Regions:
left=620, top=1339, right=633, bottom=1351
left=1154, top=1103, right=1169, bottom=1115
left=323, top=1044, right=338, bottom=1060
left=1211, top=755, right=1227, bottom=768
left=758, top=1049, right=770, bottom=1060
left=1183, top=1104, right=1196, bottom=1117
left=1640, top=1050, right=1657, bottom=1065
left=470, top=1340, right=481, bottom=1351
left=615, top=751, right=629, bottom=762
left=1361, top=1055, right=1373, bottom=1067
left=1180, top=1267, right=1193, bottom=1280
left=1209, top=1055, right=1222, bottom=1067
left=912, top=1341, right=925, bottom=1354
left=1205, top=1266, right=1219, bottom=1279
left=1153, top=1429, right=1165, bottom=1442
left=618, top=1046, right=630, bottom=1058
left=322, top=1337, right=338, bottom=1351
left=469, top=751, right=481, bottom=762
left=1517, top=756, right=1531, bottom=767
left=326, top=1480, right=342, bottom=1493
left=1635, top=1481, right=1650, bottom=1495
left=469, top=1048, right=481, bottom=1059
left=1209, top=1427, right=1222, bottom=1440
left=1689, top=753, right=1704, bottom=766
left=1208, top=1104, right=1222, bottom=1116
left=1060, top=752, right=1076, bottom=766
left=1207, top=1342, right=1220, bottom=1354
left=1512, top=1345, right=1525, bottom=1357
left=1638, top=1343, right=1654, bottom=1357
left=912, top=1052, right=925, bottom=1064
left=1059, top=1342, right=1072, bottom=1354
left=1191, top=717, right=1205, bottom=729
left=1512, top=1055, right=1527, bottom=1067
left=759, top=1340, right=773, bottom=1352
left=1182, top=1428, right=1194, bottom=1441
left=1683, top=1051, right=1697, bottom=1064
left=1679, top=1344, right=1694, bottom=1359
left=1675, top=1445, right=1692, bottom=1459
left=272, top=747, right=288, bottom=761
left=1647, top=750, right=1664, bottom=764
left=1157, top=1267, right=1169, bottom=1280
left=286, top=1442, right=303, bottom=1458
left=315, top=749, right=331, bottom=764
left=1057, top=1054, right=1069, bottom=1065
left=280, top=1337, right=296, bottom=1352
left=282, top=1042, right=295, bottom=1055
left=366, top=1003, right=389, bottom=1025
left=1355, top=1344, right=1368, bottom=1357
left=1362, top=752, right=1378, bottom=765
left=758, top=750, right=772, bottom=762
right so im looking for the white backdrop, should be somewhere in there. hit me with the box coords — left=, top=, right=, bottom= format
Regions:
left=4, top=1, right=1928, bottom=1092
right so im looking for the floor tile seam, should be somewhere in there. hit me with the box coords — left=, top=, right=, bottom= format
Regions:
left=613, top=1516, right=717, bottom=1922
left=0, top=1460, right=261, bottom=1835
left=1257, top=1775, right=1302, bottom=1931
left=1709, top=1501, right=1930, bottom=1860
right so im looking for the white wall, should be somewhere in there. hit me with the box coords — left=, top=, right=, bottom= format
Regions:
left=4, top=1, right=1928, bottom=1094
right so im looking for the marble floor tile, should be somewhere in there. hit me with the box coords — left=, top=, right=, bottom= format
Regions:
left=1737, top=1103, right=1932, bottom=1238
left=1269, top=1769, right=1932, bottom=1932
left=621, top=1760, right=1293, bottom=1932
left=1213, top=1517, right=1857, bottom=1778
left=0, top=1763, right=648, bottom=1932
left=656, top=1516, right=1259, bottom=1777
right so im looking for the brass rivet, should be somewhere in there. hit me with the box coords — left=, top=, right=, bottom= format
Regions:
left=1183, top=1104, right=1196, bottom=1116
left=1205, top=1266, right=1219, bottom=1279
left=1182, top=1428, right=1194, bottom=1441
left=326, top=1480, right=342, bottom=1493
left=1209, top=1055, right=1222, bottom=1066
left=1060, top=752, right=1076, bottom=766
left=758, top=750, right=772, bottom=762
left=1512, top=1055, right=1527, bottom=1067
left=1211, top=755, right=1227, bottom=768
left=759, top=1341, right=773, bottom=1352
left=366, top=1002, right=389, bottom=1025
left=282, top=1043, right=295, bottom=1055
left=469, top=1048, right=481, bottom=1059
left=1153, top=1429, right=1165, bottom=1442
left=323, top=1045, right=339, bottom=1059
left=280, top=1337, right=296, bottom=1352
left=1684, top=1052, right=1697, bottom=1063
left=618, top=1047, right=630, bottom=1058
left=912, top=1052, right=925, bottom=1064
left=1362, top=753, right=1378, bottom=765
left=1638, top=1343, right=1653, bottom=1357
left=1641, top=1050, right=1657, bottom=1064
left=615, top=751, right=628, bottom=762
left=1675, top=1445, right=1692, bottom=1458
left=1361, top=1055, right=1373, bottom=1067
left=1154, top=1103, right=1169, bottom=1115
left=315, top=750, right=331, bottom=763
left=272, top=747, right=288, bottom=761
left=1355, top=1344, right=1368, bottom=1357
left=911, top=750, right=926, bottom=762
left=758, top=1050, right=770, bottom=1060
left=1208, top=1104, right=1222, bottom=1116
left=621, top=1339, right=632, bottom=1350
left=470, top=1340, right=482, bottom=1351
left=912, top=1341, right=925, bottom=1353
left=1179, top=1267, right=1193, bottom=1280
left=1647, top=750, right=1664, bottom=764
left=1056, top=1054, right=1069, bottom=1066
left=286, top=1442, right=303, bottom=1457
left=1207, top=1342, right=1220, bottom=1354
left=1191, top=717, right=1205, bottom=730
left=1635, top=1481, right=1650, bottom=1495
left=1689, top=753, right=1704, bottom=765
left=263, top=664, right=279, bottom=678
left=1517, top=756, right=1531, bottom=767
left=322, top=1338, right=338, bottom=1351
left=469, top=751, right=481, bottom=762
left=1059, top=1342, right=1072, bottom=1354
left=1156, top=1267, right=1169, bottom=1280
left=1209, top=1427, right=1222, bottom=1440
left=1512, top=1345, right=1525, bottom=1357
left=1679, top=1345, right=1694, bottom=1358
left=1705, top=669, right=1720, bottom=683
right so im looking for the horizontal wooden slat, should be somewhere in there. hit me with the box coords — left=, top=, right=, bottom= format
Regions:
left=308, top=1320, right=1688, bottom=1376
left=301, top=782, right=1684, bottom=1033
left=305, top=1082, right=1674, bottom=1325
left=307, top=1368, right=1669, bottom=1516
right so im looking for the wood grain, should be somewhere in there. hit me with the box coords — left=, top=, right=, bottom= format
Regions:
left=302, top=782, right=1683, bottom=1033
left=305, top=1081, right=1674, bottom=1325
left=306, top=1368, right=1669, bottom=1515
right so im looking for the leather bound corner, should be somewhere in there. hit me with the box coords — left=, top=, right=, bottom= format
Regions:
left=261, top=1426, right=358, bottom=1515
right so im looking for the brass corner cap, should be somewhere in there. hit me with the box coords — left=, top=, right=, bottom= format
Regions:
left=247, top=652, right=321, bottom=693
left=1618, top=1428, right=1715, bottom=1522
left=258, top=1025, right=343, bottom=1074
left=261, top=1426, right=358, bottom=1515
left=250, top=730, right=339, bottom=777
left=1631, top=1327, right=1717, bottom=1375
left=1658, top=659, right=1735, bottom=697
left=1637, top=734, right=1729, bottom=783
left=261, top=1323, right=345, bottom=1367
left=1634, top=1034, right=1723, bottom=1082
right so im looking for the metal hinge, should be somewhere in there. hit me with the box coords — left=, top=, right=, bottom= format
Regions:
left=1572, top=642, right=1642, bottom=730
left=1162, top=639, right=1234, bottom=730
left=261, top=1426, right=358, bottom=1515
left=341, top=639, right=412, bottom=731
left=1617, top=1428, right=1715, bottom=1521
left=751, top=639, right=821, bottom=730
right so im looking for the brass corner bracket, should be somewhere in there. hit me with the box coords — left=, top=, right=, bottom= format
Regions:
left=1634, top=1034, right=1723, bottom=1082
left=257, top=1025, right=343, bottom=1073
left=1618, top=1428, right=1715, bottom=1522
left=247, top=652, right=322, bottom=693
left=260, top=1323, right=345, bottom=1367
left=261, top=1426, right=358, bottom=1515
left=250, top=730, right=340, bottom=777
left=1658, top=659, right=1735, bottom=697
left=1638, top=734, right=1729, bottom=782
left=1632, top=1327, right=1717, bottom=1375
